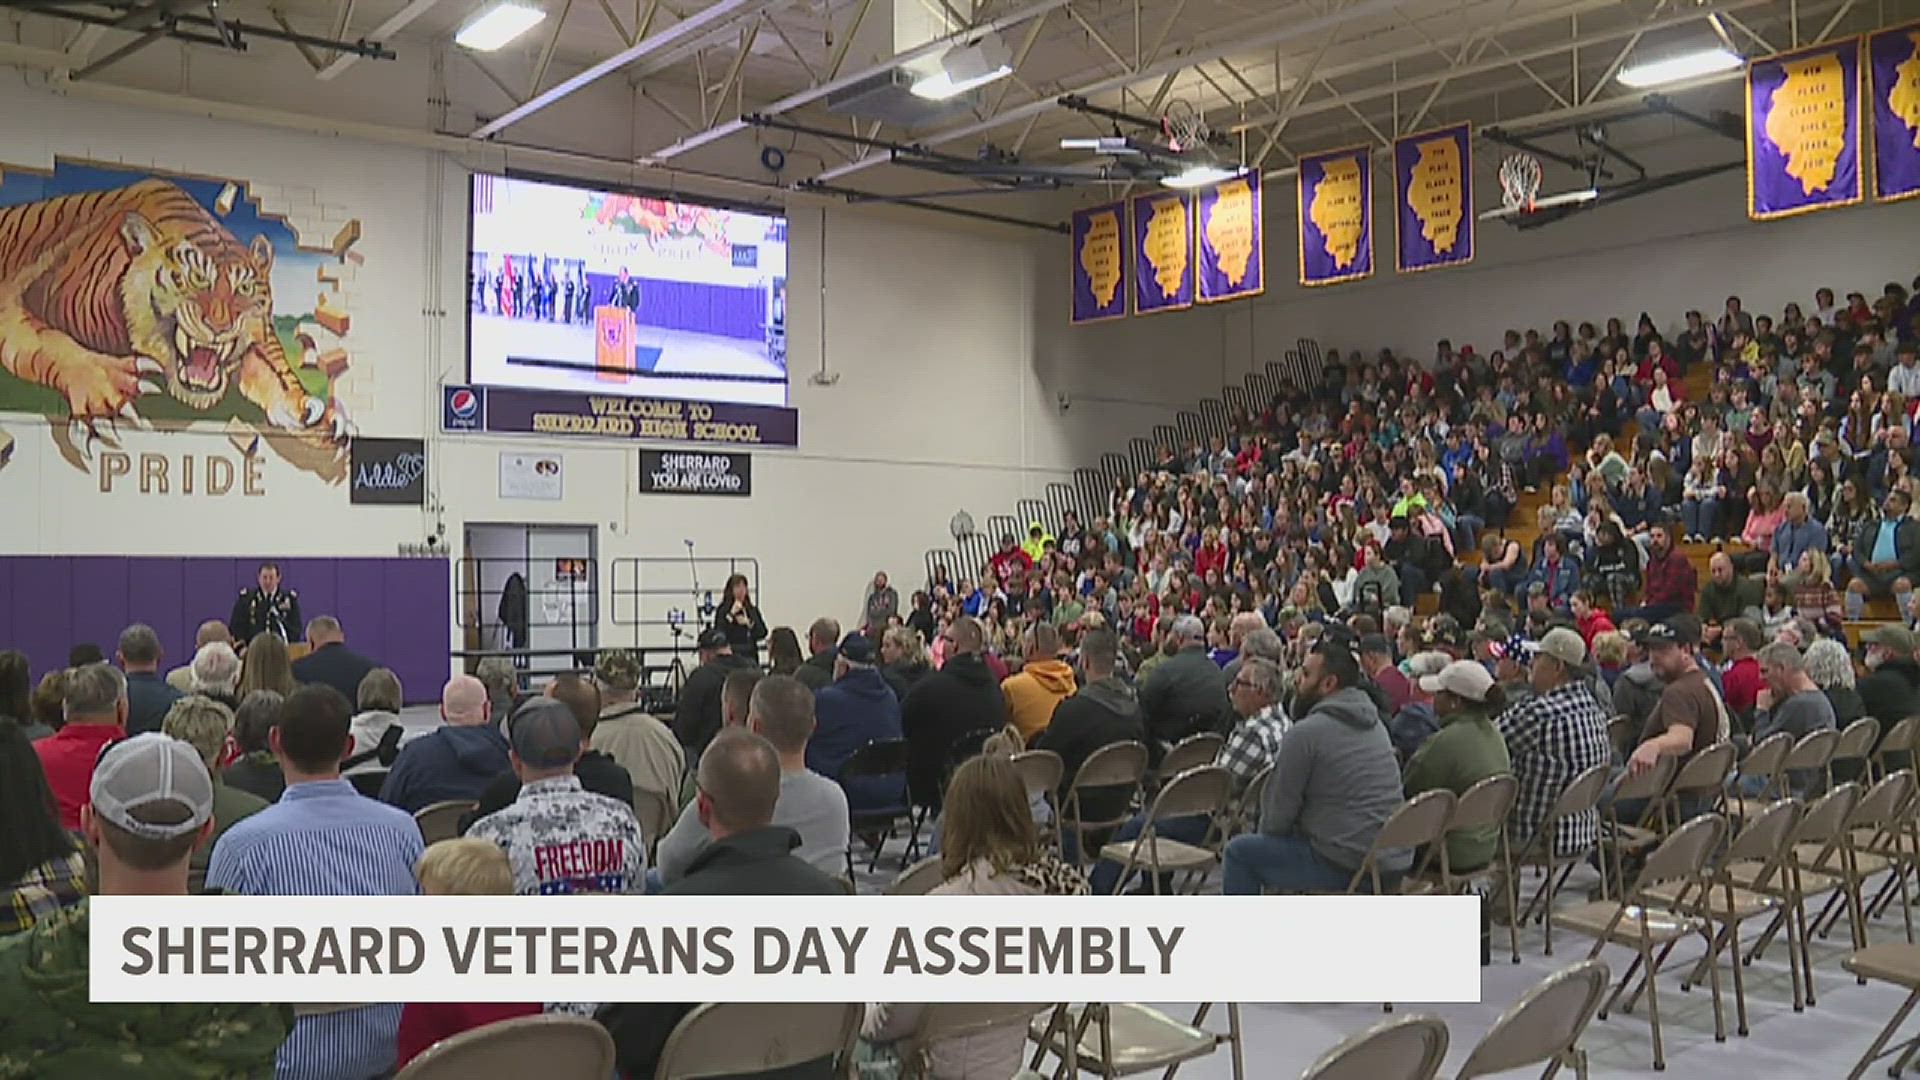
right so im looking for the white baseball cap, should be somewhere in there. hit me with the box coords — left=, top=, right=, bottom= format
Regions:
left=1419, top=659, right=1496, bottom=703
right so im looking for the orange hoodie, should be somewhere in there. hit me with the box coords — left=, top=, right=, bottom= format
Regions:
left=1002, top=659, right=1079, bottom=741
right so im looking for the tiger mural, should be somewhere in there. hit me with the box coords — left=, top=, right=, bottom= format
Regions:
left=0, top=178, right=352, bottom=480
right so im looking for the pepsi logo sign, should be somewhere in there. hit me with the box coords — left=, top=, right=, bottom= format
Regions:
left=442, top=385, right=485, bottom=432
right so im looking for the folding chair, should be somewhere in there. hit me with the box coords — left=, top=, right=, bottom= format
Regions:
left=394, top=1015, right=614, bottom=1080
left=1299, top=1014, right=1448, bottom=1080
left=1158, top=732, right=1224, bottom=780
left=1664, top=742, right=1735, bottom=826
left=1011, top=749, right=1064, bottom=849
left=1408, top=774, right=1520, bottom=963
left=1874, top=717, right=1920, bottom=783
left=1726, top=731, right=1794, bottom=825
left=1232, top=763, right=1274, bottom=837
left=887, top=855, right=946, bottom=896
left=1512, top=764, right=1613, bottom=957
left=1832, top=717, right=1884, bottom=788
left=1057, top=741, right=1149, bottom=867
left=1600, top=753, right=1679, bottom=895
left=1783, top=728, right=1842, bottom=797
left=1028, top=1001, right=1243, bottom=1080
left=1556, top=814, right=1731, bottom=1071
left=656, top=1002, right=860, bottom=1080
left=1808, top=770, right=1918, bottom=951
left=1454, top=959, right=1610, bottom=1080
left=897, top=1002, right=1051, bottom=1080
left=841, top=739, right=913, bottom=875
left=1664, top=799, right=1803, bottom=1028
left=1100, top=765, right=1233, bottom=895
left=1606, top=716, right=1636, bottom=758
left=1844, top=943, right=1920, bottom=1080
left=1742, top=783, right=1862, bottom=1007
left=413, top=800, right=478, bottom=846
left=1347, top=789, right=1455, bottom=896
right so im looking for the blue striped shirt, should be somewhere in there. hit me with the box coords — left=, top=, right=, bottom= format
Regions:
left=207, top=778, right=424, bottom=1080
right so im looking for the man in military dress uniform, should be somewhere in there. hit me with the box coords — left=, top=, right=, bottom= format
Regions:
left=230, top=561, right=303, bottom=646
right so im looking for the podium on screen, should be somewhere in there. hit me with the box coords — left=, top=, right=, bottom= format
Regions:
left=595, top=305, right=637, bottom=383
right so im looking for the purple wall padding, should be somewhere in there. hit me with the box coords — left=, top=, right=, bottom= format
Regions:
left=0, top=557, right=450, bottom=705
left=584, top=273, right=765, bottom=341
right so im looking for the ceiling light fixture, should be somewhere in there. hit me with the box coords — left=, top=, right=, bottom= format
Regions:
left=1616, top=47, right=1743, bottom=88
left=911, top=34, right=1013, bottom=100
left=1060, top=137, right=1142, bottom=155
left=456, top=2, right=546, bottom=51
left=1160, top=164, right=1246, bottom=189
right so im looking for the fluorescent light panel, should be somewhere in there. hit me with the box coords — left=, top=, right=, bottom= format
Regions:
left=1160, top=164, right=1246, bottom=189
left=1616, top=47, right=1743, bottom=88
left=456, top=2, right=546, bottom=51
left=911, top=63, right=1012, bottom=100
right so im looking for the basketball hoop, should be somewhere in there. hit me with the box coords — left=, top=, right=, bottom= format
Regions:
left=1162, top=100, right=1207, bottom=153
left=1498, top=153, right=1544, bottom=214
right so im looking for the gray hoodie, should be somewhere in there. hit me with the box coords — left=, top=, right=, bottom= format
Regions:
left=1261, top=685, right=1412, bottom=875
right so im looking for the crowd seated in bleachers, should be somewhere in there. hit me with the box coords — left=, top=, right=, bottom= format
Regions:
left=1, top=271, right=1919, bottom=1075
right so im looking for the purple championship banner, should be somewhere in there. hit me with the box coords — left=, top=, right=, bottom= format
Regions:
left=1747, top=37, right=1863, bottom=219
left=480, top=386, right=798, bottom=447
left=1296, top=146, right=1374, bottom=287
left=1869, top=22, right=1920, bottom=203
left=1393, top=122, right=1472, bottom=274
left=1069, top=200, right=1129, bottom=324
left=1130, top=191, right=1194, bottom=315
left=1196, top=171, right=1264, bottom=303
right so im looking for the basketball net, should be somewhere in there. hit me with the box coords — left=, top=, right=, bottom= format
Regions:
left=1498, top=153, right=1544, bottom=215
left=1162, top=100, right=1206, bottom=153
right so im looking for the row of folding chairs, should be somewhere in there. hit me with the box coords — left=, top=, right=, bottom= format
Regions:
left=1298, top=960, right=1611, bottom=1080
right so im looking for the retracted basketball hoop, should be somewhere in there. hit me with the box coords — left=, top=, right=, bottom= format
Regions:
left=1479, top=151, right=1600, bottom=221
left=1162, top=100, right=1207, bottom=153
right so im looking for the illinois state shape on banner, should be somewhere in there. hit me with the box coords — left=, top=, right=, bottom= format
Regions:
left=1748, top=38, right=1862, bottom=218
left=1870, top=22, right=1920, bottom=202
left=1297, top=147, right=1373, bottom=286
left=1130, top=191, right=1194, bottom=315
left=1070, top=201, right=1128, bottom=323
left=1197, top=173, right=1263, bottom=303
left=1393, top=123, right=1472, bottom=274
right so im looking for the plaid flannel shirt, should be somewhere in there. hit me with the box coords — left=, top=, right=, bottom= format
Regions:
left=1496, top=682, right=1612, bottom=857
left=2, top=850, right=87, bottom=935
left=1215, top=703, right=1290, bottom=795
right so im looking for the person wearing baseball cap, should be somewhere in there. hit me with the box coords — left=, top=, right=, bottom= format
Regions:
left=672, top=624, right=757, bottom=767
left=1406, top=661, right=1513, bottom=873
left=1495, top=626, right=1612, bottom=861
left=1858, top=624, right=1920, bottom=742
left=0, top=733, right=291, bottom=1072
left=807, top=632, right=904, bottom=815
left=591, top=649, right=685, bottom=814
left=1622, top=614, right=1724, bottom=796
left=466, top=698, right=647, bottom=896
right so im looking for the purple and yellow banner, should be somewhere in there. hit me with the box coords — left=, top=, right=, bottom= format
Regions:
left=1393, top=123, right=1472, bottom=274
left=1069, top=201, right=1129, bottom=323
left=1196, top=172, right=1264, bottom=303
left=1870, top=22, right=1920, bottom=202
left=1130, top=191, right=1194, bottom=315
left=1747, top=38, right=1863, bottom=219
left=1297, top=146, right=1374, bottom=286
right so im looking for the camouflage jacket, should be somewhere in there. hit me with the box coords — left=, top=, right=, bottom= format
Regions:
left=0, top=899, right=290, bottom=1079
left=467, top=775, right=648, bottom=895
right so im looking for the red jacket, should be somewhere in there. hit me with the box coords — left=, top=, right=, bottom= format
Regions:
left=1722, top=655, right=1765, bottom=716
left=1195, top=543, right=1228, bottom=578
left=1642, top=548, right=1698, bottom=609
left=33, top=722, right=124, bottom=830
left=1575, top=610, right=1617, bottom=646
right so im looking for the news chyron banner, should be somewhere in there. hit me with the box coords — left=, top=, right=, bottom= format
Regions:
left=1869, top=22, right=1920, bottom=202
left=1392, top=122, right=1473, bottom=275
left=1747, top=37, right=1863, bottom=220
left=1297, top=146, right=1374, bottom=287
left=1196, top=171, right=1264, bottom=304
left=1130, top=191, right=1195, bottom=315
left=90, top=895, right=1480, bottom=1005
left=1069, top=200, right=1129, bottom=324
left=447, top=385, right=799, bottom=447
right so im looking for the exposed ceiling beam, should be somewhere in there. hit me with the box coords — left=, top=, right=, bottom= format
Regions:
left=469, top=0, right=780, bottom=139
left=642, top=0, right=1068, bottom=162
left=813, top=0, right=1412, bottom=183
left=316, top=0, right=439, bottom=79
